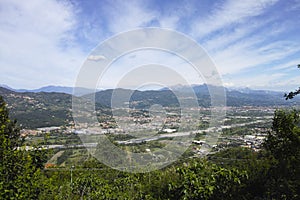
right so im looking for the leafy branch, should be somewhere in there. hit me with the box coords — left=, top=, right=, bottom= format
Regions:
left=284, top=64, right=300, bottom=100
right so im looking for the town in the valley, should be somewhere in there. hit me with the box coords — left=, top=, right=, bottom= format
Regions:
left=20, top=105, right=277, bottom=167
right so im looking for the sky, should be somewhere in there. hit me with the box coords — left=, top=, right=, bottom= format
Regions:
left=1, top=0, right=300, bottom=91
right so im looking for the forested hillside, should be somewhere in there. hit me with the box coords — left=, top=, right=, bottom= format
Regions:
left=1, top=85, right=298, bottom=128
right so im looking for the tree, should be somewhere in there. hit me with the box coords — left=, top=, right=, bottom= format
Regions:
left=284, top=64, right=300, bottom=100
left=0, top=96, right=22, bottom=151
left=263, top=109, right=300, bottom=199
left=171, top=159, right=247, bottom=200
left=0, top=96, right=46, bottom=199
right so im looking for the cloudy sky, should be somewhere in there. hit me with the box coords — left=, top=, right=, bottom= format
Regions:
left=1, top=0, right=300, bottom=91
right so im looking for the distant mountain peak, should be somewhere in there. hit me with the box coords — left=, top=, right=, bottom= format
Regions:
left=0, top=85, right=97, bottom=96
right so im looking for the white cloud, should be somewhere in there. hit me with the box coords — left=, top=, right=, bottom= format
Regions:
left=223, top=82, right=234, bottom=87
left=0, top=0, right=76, bottom=39
left=83, top=0, right=184, bottom=36
left=159, top=16, right=180, bottom=30
left=212, top=39, right=300, bottom=75
left=286, top=0, right=300, bottom=11
left=0, top=0, right=85, bottom=89
left=101, top=0, right=157, bottom=34
left=225, top=73, right=287, bottom=90
left=202, top=19, right=273, bottom=52
left=88, top=55, right=107, bottom=61
left=274, top=75, right=300, bottom=88
left=177, top=0, right=298, bottom=80
left=271, top=59, right=300, bottom=70
left=1, top=0, right=299, bottom=92
left=192, top=0, right=278, bottom=38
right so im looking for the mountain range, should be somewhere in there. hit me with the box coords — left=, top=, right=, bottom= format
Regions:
left=0, top=85, right=95, bottom=96
left=0, top=85, right=299, bottom=128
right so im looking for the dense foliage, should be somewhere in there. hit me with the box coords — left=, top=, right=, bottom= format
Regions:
left=0, top=96, right=47, bottom=199
left=263, top=109, right=300, bottom=199
left=0, top=95, right=300, bottom=199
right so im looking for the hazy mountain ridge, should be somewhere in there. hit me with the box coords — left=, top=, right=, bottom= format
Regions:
left=1, top=84, right=289, bottom=97
left=0, top=85, right=96, bottom=96
left=0, top=85, right=299, bottom=128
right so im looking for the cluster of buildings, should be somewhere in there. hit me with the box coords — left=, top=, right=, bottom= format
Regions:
left=21, top=106, right=274, bottom=157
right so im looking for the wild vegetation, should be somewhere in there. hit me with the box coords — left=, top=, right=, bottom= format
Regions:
left=1, top=95, right=300, bottom=199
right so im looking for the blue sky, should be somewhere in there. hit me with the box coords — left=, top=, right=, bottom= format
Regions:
left=1, top=0, right=300, bottom=91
